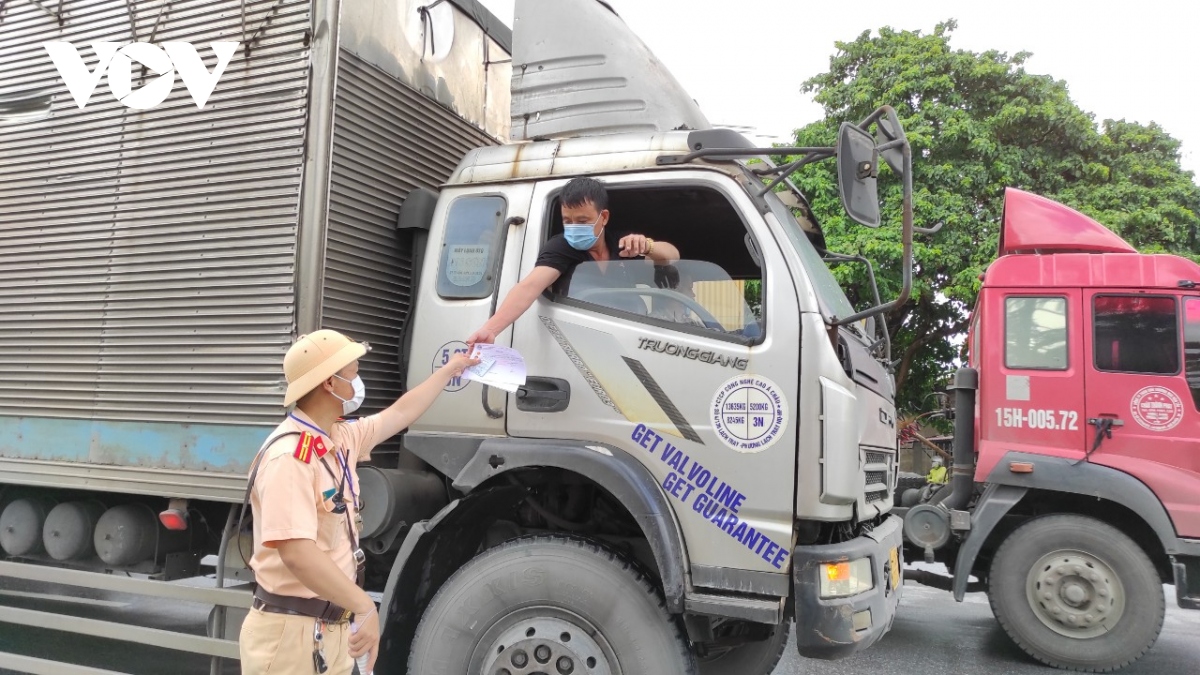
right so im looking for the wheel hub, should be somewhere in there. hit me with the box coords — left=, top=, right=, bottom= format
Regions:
left=481, top=615, right=615, bottom=675
left=1026, top=550, right=1126, bottom=639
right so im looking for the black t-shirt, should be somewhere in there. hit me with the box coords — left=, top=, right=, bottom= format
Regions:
left=535, top=229, right=647, bottom=295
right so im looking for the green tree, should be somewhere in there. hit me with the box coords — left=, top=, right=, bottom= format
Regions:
left=787, top=20, right=1200, bottom=411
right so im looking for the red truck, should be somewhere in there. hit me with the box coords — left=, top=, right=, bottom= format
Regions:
left=900, top=187, right=1200, bottom=671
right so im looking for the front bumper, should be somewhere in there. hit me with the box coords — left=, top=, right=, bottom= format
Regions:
left=792, top=514, right=903, bottom=659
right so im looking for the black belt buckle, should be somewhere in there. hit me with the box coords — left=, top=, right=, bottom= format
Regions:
left=354, top=548, right=366, bottom=566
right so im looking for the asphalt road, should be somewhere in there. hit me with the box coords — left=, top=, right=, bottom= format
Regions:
left=0, top=574, right=1196, bottom=674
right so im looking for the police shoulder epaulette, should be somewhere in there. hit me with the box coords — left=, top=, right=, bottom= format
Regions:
left=292, top=431, right=329, bottom=464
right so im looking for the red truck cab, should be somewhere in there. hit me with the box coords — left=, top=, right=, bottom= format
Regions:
left=903, top=188, right=1200, bottom=672
left=974, top=188, right=1200, bottom=538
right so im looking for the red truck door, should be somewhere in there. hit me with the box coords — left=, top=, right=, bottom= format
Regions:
left=978, top=289, right=1089, bottom=479
left=1082, top=292, right=1200, bottom=538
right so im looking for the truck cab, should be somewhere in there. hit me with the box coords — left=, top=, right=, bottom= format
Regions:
left=901, top=187, right=1200, bottom=672
left=387, top=125, right=909, bottom=672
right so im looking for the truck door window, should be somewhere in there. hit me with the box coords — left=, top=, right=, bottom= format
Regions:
left=1005, top=297, right=1068, bottom=370
left=436, top=195, right=507, bottom=299
left=1184, top=298, right=1200, bottom=408
left=551, top=185, right=764, bottom=344
left=1093, top=295, right=1179, bottom=375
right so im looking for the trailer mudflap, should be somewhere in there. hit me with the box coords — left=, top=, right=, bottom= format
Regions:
left=791, top=514, right=903, bottom=659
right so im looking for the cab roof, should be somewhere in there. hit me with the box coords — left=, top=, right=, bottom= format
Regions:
left=986, top=189, right=1200, bottom=290
left=984, top=252, right=1200, bottom=290
left=446, top=131, right=729, bottom=185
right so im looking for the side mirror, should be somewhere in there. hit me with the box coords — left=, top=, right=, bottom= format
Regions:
left=875, top=110, right=907, bottom=177
left=836, top=122, right=881, bottom=228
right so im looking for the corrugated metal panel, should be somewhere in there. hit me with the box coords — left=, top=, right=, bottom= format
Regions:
left=0, top=0, right=311, bottom=427
left=322, top=49, right=495, bottom=425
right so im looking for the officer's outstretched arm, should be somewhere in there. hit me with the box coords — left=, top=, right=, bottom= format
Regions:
left=374, top=353, right=479, bottom=439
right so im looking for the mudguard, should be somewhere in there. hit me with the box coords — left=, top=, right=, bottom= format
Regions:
left=380, top=438, right=688, bottom=640
left=452, top=437, right=689, bottom=610
left=953, top=451, right=1200, bottom=600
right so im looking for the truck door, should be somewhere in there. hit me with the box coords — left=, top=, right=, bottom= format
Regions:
left=507, top=172, right=802, bottom=576
left=1083, top=292, right=1200, bottom=537
left=407, top=184, right=534, bottom=438
left=980, top=289, right=1088, bottom=468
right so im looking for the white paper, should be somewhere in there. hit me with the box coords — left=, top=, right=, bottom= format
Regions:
left=462, top=344, right=527, bottom=393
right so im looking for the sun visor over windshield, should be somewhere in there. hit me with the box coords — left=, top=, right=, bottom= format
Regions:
left=511, top=0, right=711, bottom=140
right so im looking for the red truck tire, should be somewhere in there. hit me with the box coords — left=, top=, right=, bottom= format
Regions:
left=987, top=514, right=1164, bottom=672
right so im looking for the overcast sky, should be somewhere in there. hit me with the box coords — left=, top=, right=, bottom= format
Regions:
left=479, top=0, right=1200, bottom=176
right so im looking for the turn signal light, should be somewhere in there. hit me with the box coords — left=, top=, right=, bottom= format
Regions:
left=159, top=508, right=188, bottom=531
left=825, top=562, right=850, bottom=581
left=1009, top=461, right=1035, bottom=474
left=819, top=558, right=874, bottom=598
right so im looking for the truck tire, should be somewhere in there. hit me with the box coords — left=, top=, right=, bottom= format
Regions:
left=987, top=514, right=1164, bottom=672
left=895, top=472, right=926, bottom=506
left=409, top=533, right=697, bottom=675
left=695, top=620, right=789, bottom=675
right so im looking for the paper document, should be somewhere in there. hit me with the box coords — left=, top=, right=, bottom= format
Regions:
left=462, top=344, right=527, bottom=393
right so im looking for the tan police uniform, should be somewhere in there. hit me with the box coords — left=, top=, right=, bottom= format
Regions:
left=239, top=331, right=385, bottom=675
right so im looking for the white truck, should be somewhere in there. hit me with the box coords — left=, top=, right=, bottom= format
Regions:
left=0, top=1, right=917, bottom=672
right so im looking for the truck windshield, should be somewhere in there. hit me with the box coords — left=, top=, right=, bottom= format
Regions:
left=764, top=192, right=856, bottom=321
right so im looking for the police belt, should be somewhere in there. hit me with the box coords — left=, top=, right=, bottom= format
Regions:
left=253, top=587, right=354, bottom=624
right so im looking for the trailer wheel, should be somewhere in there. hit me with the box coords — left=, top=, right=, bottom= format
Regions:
left=695, top=620, right=789, bottom=675
left=409, top=534, right=697, bottom=675
left=988, top=515, right=1164, bottom=672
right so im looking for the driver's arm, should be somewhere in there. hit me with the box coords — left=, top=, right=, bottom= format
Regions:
left=618, top=234, right=679, bottom=264
left=467, top=266, right=561, bottom=345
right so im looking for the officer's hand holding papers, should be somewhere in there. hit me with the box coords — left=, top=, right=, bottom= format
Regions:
left=462, top=343, right=527, bottom=392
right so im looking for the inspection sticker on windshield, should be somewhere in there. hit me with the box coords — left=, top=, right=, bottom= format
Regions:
left=711, top=374, right=788, bottom=453
left=445, top=244, right=489, bottom=287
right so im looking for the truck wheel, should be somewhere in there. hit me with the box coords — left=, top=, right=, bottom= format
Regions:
left=409, top=534, right=697, bottom=675
left=695, top=620, right=789, bottom=675
left=895, top=472, right=926, bottom=506
left=988, top=515, right=1164, bottom=672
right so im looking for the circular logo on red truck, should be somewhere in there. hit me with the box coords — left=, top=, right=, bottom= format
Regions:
left=1129, top=386, right=1184, bottom=432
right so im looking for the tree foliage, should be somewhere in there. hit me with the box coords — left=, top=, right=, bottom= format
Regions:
left=788, top=20, right=1200, bottom=412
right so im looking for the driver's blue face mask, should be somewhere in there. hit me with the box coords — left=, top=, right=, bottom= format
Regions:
left=564, top=218, right=602, bottom=251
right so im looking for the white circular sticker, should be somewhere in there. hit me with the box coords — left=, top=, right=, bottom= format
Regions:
left=711, top=375, right=788, bottom=453
left=1130, top=386, right=1184, bottom=432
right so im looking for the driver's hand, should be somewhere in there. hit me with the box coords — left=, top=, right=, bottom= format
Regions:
left=619, top=234, right=649, bottom=258
left=654, top=264, right=680, bottom=289
left=466, top=326, right=497, bottom=348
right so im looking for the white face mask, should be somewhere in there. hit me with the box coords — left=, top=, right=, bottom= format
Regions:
left=332, top=374, right=366, bottom=415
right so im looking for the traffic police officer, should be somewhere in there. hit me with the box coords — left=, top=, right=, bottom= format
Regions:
left=240, top=329, right=476, bottom=674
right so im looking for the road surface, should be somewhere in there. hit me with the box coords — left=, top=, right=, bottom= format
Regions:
left=0, top=574, right=1196, bottom=674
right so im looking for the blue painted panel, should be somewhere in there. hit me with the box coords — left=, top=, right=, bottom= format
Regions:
left=0, top=416, right=273, bottom=474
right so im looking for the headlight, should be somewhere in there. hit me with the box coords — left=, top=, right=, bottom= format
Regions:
left=819, top=558, right=874, bottom=598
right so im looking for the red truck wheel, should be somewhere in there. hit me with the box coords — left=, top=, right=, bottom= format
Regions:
left=409, top=534, right=697, bottom=675
left=988, top=514, right=1164, bottom=672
